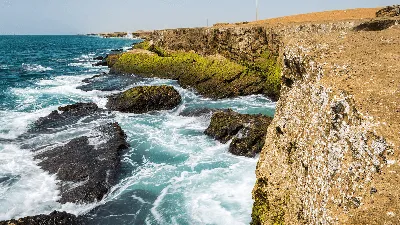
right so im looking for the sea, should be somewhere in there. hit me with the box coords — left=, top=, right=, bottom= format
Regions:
left=0, top=35, right=275, bottom=225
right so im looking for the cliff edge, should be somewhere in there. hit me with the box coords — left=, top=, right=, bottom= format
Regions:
left=252, top=12, right=399, bottom=225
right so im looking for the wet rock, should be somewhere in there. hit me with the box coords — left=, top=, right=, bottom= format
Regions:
left=106, top=85, right=181, bottom=113
left=111, top=48, right=123, bottom=52
left=0, top=211, right=84, bottom=225
left=376, top=5, right=400, bottom=17
left=93, top=56, right=104, bottom=60
left=29, top=102, right=107, bottom=133
left=35, top=122, right=129, bottom=204
left=205, top=109, right=272, bottom=157
left=78, top=74, right=145, bottom=92
left=81, top=74, right=103, bottom=83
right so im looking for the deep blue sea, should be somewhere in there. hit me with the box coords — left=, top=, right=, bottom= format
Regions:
left=0, top=35, right=275, bottom=224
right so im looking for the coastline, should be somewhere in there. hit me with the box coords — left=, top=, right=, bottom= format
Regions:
left=1, top=5, right=399, bottom=224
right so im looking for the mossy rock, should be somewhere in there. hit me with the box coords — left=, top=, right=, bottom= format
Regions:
left=106, top=85, right=181, bottom=113
left=205, top=109, right=273, bottom=157
left=110, top=48, right=281, bottom=100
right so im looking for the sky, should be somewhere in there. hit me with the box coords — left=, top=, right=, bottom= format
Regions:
left=0, top=0, right=398, bottom=34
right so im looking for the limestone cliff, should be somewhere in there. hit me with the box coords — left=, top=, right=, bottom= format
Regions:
left=252, top=18, right=400, bottom=224
left=122, top=13, right=399, bottom=225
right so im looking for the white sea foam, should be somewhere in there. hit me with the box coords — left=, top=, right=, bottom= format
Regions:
left=22, top=63, right=53, bottom=72
left=0, top=64, right=9, bottom=69
left=0, top=144, right=61, bottom=220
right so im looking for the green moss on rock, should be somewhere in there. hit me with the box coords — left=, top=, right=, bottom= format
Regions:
left=110, top=47, right=281, bottom=100
left=106, top=85, right=181, bottom=113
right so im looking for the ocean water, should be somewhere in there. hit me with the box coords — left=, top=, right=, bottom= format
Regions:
left=0, top=35, right=275, bottom=224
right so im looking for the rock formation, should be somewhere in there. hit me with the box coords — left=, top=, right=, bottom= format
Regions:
left=205, top=109, right=272, bottom=157
left=106, top=85, right=181, bottom=113
left=251, top=12, right=400, bottom=225
left=376, top=5, right=400, bottom=17
left=28, top=102, right=129, bottom=204
left=0, top=211, right=84, bottom=225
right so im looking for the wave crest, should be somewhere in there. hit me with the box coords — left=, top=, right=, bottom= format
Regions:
left=22, top=63, right=53, bottom=72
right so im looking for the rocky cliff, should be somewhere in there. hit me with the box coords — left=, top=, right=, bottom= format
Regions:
left=252, top=17, right=400, bottom=224
left=136, top=14, right=400, bottom=225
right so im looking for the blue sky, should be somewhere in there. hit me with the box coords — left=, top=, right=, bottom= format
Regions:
left=0, top=0, right=398, bottom=34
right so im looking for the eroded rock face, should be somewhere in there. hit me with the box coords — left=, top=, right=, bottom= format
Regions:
left=252, top=23, right=399, bottom=224
left=106, top=85, right=181, bottom=113
left=376, top=5, right=400, bottom=17
left=205, top=109, right=272, bottom=157
left=0, top=211, right=84, bottom=225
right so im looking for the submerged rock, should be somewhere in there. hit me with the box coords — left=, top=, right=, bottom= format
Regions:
left=78, top=73, right=146, bottom=92
left=205, top=109, right=272, bottom=157
left=106, top=85, right=181, bottom=113
left=35, top=122, right=129, bottom=204
left=0, top=211, right=84, bottom=225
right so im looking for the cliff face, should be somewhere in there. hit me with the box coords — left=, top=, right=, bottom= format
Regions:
left=252, top=19, right=400, bottom=224
left=136, top=17, right=399, bottom=224
left=146, top=27, right=282, bottom=63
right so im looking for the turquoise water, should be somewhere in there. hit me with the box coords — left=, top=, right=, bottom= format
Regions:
left=0, top=36, right=275, bottom=224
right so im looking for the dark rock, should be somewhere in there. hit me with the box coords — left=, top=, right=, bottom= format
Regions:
left=353, top=19, right=398, bottom=31
left=93, top=56, right=104, bottom=60
left=106, top=85, right=181, bottom=113
left=111, top=48, right=123, bottom=52
left=205, top=109, right=272, bottom=157
left=81, top=74, right=103, bottom=83
left=78, top=74, right=146, bottom=92
left=35, top=122, right=129, bottom=204
left=376, top=5, right=400, bottom=17
left=0, top=211, right=84, bottom=225
left=93, top=61, right=107, bottom=67
left=29, top=102, right=106, bottom=133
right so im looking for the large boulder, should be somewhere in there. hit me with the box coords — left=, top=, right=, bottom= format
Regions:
left=0, top=211, right=84, bottom=225
left=35, top=122, right=129, bottom=204
left=25, top=103, right=129, bottom=204
left=106, top=85, right=181, bottom=113
left=376, top=5, right=400, bottom=17
left=205, top=109, right=272, bottom=157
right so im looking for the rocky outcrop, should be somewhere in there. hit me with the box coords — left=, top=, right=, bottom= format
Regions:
left=376, top=5, right=400, bottom=17
left=147, top=26, right=281, bottom=63
left=106, top=85, right=181, bottom=113
left=353, top=18, right=399, bottom=31
left=252, top=16, right=399, bottom=224
left=35, top=122, right=128, bottom=203
left=28, top=103, right=129, bottom=204
left=0, top=211, right=84, bottom=225
left=205, top=109, right=272, bottom=157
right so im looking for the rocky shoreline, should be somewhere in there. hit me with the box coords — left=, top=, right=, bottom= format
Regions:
left=2, top=5, right=399, bottom=225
